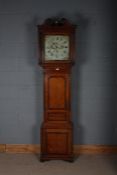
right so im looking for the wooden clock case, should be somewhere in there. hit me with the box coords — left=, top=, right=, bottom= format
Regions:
left=38, top=18, right=76, bottom=161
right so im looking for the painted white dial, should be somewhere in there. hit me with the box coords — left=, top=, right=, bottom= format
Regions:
left=44, top=35, right=69, bottom=60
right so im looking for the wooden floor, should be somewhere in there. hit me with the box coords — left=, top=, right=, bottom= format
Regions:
left=0, top=153, right=116, bottom=175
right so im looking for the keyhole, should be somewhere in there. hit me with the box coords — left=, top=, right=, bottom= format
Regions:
left=56, top=68, right=60, bottom=71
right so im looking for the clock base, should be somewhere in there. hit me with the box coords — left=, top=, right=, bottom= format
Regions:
left=40, top=154, right=74, bottom=162
left=40, top=122, right=73, bottom=162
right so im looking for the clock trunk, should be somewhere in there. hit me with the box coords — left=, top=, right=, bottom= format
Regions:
left=40, top=64, right=73, bottom=161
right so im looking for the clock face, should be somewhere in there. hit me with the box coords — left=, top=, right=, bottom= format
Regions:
left=44, top=35, right=69, bottom=61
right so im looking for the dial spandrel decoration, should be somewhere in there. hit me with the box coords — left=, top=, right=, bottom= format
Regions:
left=44, top=35, right=69, bottom=60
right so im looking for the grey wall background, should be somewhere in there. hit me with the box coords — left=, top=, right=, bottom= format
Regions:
left=0, top=0, right=116, bottom=144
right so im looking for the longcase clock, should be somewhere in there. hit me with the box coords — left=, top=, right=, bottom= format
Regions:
left=38, top=18, right=76, bottom=161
